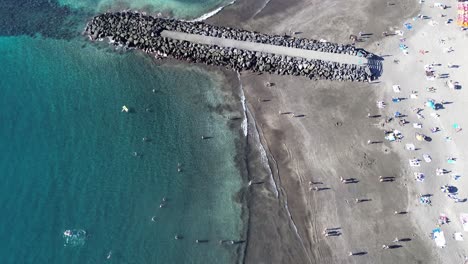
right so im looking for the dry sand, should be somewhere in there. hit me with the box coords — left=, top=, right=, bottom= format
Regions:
left=375, top=1, right=468, bottom=263
left=205, top=0, right=468, bottom=263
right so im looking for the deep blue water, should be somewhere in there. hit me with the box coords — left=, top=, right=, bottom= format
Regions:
left=0, top=1, right=245, bottom=263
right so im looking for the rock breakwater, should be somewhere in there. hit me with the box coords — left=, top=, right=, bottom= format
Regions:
left=85, top=12, right=374, bottom=82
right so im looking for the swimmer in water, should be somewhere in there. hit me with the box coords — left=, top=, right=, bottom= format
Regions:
left=151, top=216, right=157, bottom=222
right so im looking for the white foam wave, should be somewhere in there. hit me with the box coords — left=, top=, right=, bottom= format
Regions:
left=252, top=0, right=271, bottom=18
left=237, top=72, right=248, bottom=137
left=190, top=1, right=235, bottom=22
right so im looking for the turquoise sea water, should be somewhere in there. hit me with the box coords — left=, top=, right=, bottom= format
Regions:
left=0, top=0, right=246, bottom=263
left=58, top=0, right=233, bottom=19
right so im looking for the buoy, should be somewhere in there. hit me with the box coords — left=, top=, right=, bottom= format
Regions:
left=122, top=105, right=129, bottom=112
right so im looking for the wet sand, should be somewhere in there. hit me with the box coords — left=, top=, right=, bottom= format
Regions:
left=205, top=0, right=456, bottom=263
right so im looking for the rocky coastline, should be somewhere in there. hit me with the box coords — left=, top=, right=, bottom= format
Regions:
left=85, top=12, right=374, bottom=82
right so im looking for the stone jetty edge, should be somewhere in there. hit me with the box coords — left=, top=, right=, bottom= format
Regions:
left=85, top=12, right=374, bottom=82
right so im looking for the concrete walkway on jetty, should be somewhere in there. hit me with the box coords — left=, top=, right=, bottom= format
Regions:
left=161, top=30, right=367, bottom=65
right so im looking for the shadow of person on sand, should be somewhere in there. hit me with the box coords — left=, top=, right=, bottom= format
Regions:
left=353, top=251, right=368, bottom=256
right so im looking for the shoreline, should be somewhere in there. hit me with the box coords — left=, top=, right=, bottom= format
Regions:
left=134, top=58, right=252, bottom=263
left=79, top=0, right=468, bottom=262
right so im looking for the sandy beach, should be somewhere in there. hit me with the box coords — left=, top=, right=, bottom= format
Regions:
left=206, top=0, right=468, bottom=263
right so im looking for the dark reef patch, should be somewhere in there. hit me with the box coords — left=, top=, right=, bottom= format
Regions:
left=0, top=0, right=90, bottom=39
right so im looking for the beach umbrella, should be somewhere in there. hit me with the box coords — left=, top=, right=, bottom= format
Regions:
left=426, top=100, right=436, bottom=109
left=416, top=133, right=425, bottom=141
left=404, top=23, right=413, bottom=30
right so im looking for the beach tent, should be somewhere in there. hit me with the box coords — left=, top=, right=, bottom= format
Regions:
left=458, top=0, right=468, bottom=28
left=432, top=228, right=446, bottom=248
